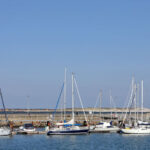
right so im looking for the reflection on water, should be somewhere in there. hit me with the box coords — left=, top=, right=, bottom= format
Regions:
left=0, top=135, right=13, bottom=139
left=0, top=133, right=150, bottom=150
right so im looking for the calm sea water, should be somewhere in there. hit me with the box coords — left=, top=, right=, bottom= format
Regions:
left=0, top=133, right=150, bottom=150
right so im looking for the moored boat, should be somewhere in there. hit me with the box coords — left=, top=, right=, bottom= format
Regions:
left=47, top=72, right=89, bottom=135
left=19, top=123, right=36, bottom=133
left=120, top=79, right=150, bottom=134
left=120, top=127, right=150, bottom=134
left=47, top=125, right=89, bottom=135
left=0, top=89, right=11, bottom=136
left=0, top=127, right=11, bottom=136
left=90, top=122, right=119, bottom=133
left=89, top=90, right=119, bottom=133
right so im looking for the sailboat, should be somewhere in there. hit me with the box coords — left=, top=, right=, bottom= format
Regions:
left=90, top=90, right=119, bottom=133
left=0, top=89, right=11, bottom=136
left=120, top=79, right=150, bottom=134
left=47, top=72, right=89, bottom=135
left=18, top=96, right=36, bottom=133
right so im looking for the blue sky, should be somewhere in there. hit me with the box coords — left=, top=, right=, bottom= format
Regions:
left=0, top=0, right=150, bottom=108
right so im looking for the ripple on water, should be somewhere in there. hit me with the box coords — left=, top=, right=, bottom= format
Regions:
left=0, top=133, right=150, bottom=150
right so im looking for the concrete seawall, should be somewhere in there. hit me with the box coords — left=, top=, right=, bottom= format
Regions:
left=0, top=108, right=150, bottom=127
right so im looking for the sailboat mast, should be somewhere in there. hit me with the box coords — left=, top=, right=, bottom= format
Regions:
left=0, top=89, right=8, bottom=123
left=110, top=90, right=112, bottom=120
left=64, top=68, right=67, bottom=121
left=27, top=96, right=30, bottom=116
left=123, top=77, right=134, bottom=124
left=99, top=90, right=102, bottom=121
left=141, top=80, right=144, bottom=121
left=134, top=84, right=137, bottom=125
left=74, top=77, right=89, bottom=125
left=72, top=73, right=75, bottom=122
left=137, top=83, right=140, bottom=121
left=130, top=77, right=135, bottom=119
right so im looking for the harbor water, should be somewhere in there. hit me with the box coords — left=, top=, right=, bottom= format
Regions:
left=0, top=133, right=150, bottom=150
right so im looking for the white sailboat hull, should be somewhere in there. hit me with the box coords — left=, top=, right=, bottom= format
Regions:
left=90, top=122, right=120, bottom=133
left=93, top=126, right=119, bottom=132
left=90, top=126, right=120, bottom=133
left=0, top=127, right=11, bottom=136
left=121, top=128, right=150, bottom=134
left=19, top=124, right=36, bottom=133
left=47, top=126, right=89, bottom=135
